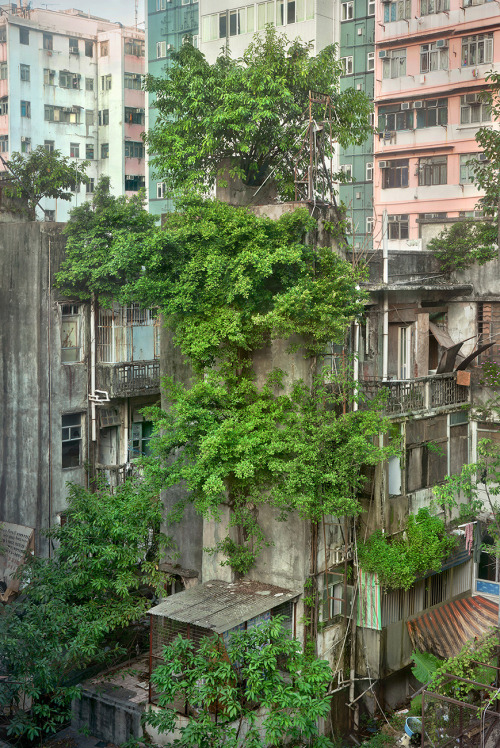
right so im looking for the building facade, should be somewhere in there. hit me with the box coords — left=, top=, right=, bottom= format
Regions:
left=0, top=5, right=145, bottom=221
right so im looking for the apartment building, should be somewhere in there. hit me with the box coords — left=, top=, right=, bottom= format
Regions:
left=373, top=0, right=500, bottom=248
left=146, top=0, right=199, bottom=218
left=0, top=4, right=145, bottom=221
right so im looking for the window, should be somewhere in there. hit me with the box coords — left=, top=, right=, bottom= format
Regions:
left=98, top=304, right=159, bottom=363
left=20, top=64, right=30, bottom=82
left=378, top=104, right=413, bottom=131
left=0, top=27, right=6, bottom=43
left=21, top=137, right=31, bottom=153
left=124, top=72, right=143, bottom=89
left=86, top=177, right=95, bottom=193
left=382, top=48, right=406, bottom=78
left=258, top=2, right=274, bottom=29
left=124, top=38, right=145, bottom=56
left=366, top=162, right=373, bottom=181
left=45, top=105, right=81, bottom=124
left=85, top=77, right=94, bottom=91
left=100, top=41, right=109, bottom=56
left=44, top=139, right=55, bottom=153
left=381, top=159, right=409, bottom=189
left=124, top=106, right=145, bottom=125
left=0, top=62, right=7, bottom=80
left=341, top=1, right=354, bottom=20
left=416, top=98, right=448, bottom=127
left=366, top=216, right=374, bottom=234
left=157, top=182, right=166, bottom=199
left=60, top=71, right=81, bottom=89
left=388, top=214, right=409, bottom=239
left=418, top=156, right=447, bottom=186
left=462, top=34, right=493, bottom=66
left=156, top=0, right=166, bottom=8
left=69, top=37, right=79, bottom=54
left=85, top=109, right=94, bottom=126
left=20, top=100, right=30, bottom=118
left=460, top=93, right=491, bottom=124
left=398, top=326, right=411, bottom=379
left=367, top=51, right=374, bottom=71
left=61, top=304, right=81, bottom=363
left=0, top=97, right=7, bottom=116
left=124, top=141, right=144, bottom=158
left=156, top=40, right=167, bottom=58
left=125, top=174, right=146, bottom=191
left=70, top=143, right=79, bottom=158
left=228, top=5, right=255, bottom=35
left=368, top=0, right=375, bottom=13
left=420, top=42, right=448, bottom=73
left=43, top=33, right=53, bottom=50
left=383, top=0, right=411, bottom=21
left=85, top=40, right=93, bottom=57
left=101, top=74, right=112, bottom=90
left=101, top=143, right=109, bottom=159
left=0, top=135, right=8, bottom=152
left=341, top=56, right=353, bottom=75
left=62, top=414, right=82, bottom=467
left=98, top=109, right=109, bottom=125
left=19, top=27, right=29, bottom=45
left=421, top=0, right=449, bottom=12
left=86, top=143, right=94, bottom=159
left=286, top=0, right=314, bottom=22
left=45, top=209, right=55, bottom=221
left=44, top=68, right=55, bottom=85
left=459, top=153, right=481, bottom=183
left=130, top=421, right=153, bottom=458
left=202, top=13, right=219, bottom=41
left=341, top=163, right=353, bottom=179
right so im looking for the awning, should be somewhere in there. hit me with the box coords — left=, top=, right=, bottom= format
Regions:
left=148, top=579, right=300, bottom=634
left=407, top=595, right=498, bottom=659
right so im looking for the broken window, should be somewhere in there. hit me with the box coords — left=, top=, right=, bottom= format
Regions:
left=61, top=304, right=81, bottom=363
left=62, top=414, right=82, bottom=468
left=130, top=420, right=153, bottom=459
left=406, top=416, right=448, bottom=492
left=97, top=304, right=160, bottom=363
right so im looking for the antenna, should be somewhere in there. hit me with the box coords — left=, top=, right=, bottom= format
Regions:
left=135, top=0, right=138, bottom=29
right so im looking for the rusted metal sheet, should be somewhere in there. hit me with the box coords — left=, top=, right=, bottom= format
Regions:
left=407, top=595, right=498, bottom=659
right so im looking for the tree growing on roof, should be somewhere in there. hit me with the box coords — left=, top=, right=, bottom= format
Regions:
left=2, top=146, right=89, bottom=220
left=146, top=616, right=335, bottom=748
left=144, top=27, right=373, bottom=200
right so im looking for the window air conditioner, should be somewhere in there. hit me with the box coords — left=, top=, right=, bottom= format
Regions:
left=401, top=102, right=410, bottom=110
left=436, top=39, right=447, bottom=48
left=379, top=50, right=387, bottom=58
left=379, top=161, right=388, bottom=168
left=478, top=152, right=488, bottom=161
left=465, top=93, right=478, bottom=103
left=414, top=100, right=423, bottom=108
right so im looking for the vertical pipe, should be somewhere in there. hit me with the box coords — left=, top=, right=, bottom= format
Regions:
left=47, top=237, right=53, bottom=555
left=148, top=613, right=153, bottom=704
left=353, top=321, right=360, bottom=412
left=382, top=211, right=389, bottom=382
left=90, top=295, right=96, bottom=442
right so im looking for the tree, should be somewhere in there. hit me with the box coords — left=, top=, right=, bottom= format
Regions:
left=144, top=28, right=372, bottom=199
left=0, top=479, right=168, bottom=742
left=145, top=616, right=335, bottom=748
left=2, top=146, right=89, bottom=220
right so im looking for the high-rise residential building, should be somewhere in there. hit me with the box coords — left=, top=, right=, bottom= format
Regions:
left=0, top=5, right=145, bottom=221
left=338, top=0, right=375, bottom=251
left=145, top=0, right=199, bottom=217
left=373, top=0, right=500, bottom=249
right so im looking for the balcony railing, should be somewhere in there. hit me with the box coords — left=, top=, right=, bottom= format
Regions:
left=96, top=360, right=160, bottom=398
left=360, top=373, right=470, bottom=416
left=95, top=462, right=139, bottom=490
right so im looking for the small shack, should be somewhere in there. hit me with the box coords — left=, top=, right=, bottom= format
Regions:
left=147, top=579, right=300, bottom=705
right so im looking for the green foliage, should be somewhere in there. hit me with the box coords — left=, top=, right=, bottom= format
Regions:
left=4, top=146, right=89, bottom=220
left=0, top=479, right=168, bottom=742
left=357, top=509, right=457, bottom=590
left=144, top=28, right=372, bottom=199
left=480, top=360, right=500, bottom=387
left=427, top=219, right=496, bottom=272
left=411, top=651, right=442, bottom=684
left=145, top=616, right=335, bottom=748
left=428, top=631, right=498, bottom=701
left=56, top=176, right=156, bottom=302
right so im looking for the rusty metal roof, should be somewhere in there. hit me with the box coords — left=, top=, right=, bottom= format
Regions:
left=407, top=595, right=498, bottom=659
left=147, top=580, right=300, bottom=634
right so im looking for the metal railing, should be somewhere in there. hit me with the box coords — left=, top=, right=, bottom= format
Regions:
left=360, top=373, right=469, bottom=416
left=96, top=360, right=160, bottom=397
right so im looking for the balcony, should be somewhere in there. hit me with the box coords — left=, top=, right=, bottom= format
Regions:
left=96, top=360, right=160, bottom=398
left=360, top=373, right=470, bottom=417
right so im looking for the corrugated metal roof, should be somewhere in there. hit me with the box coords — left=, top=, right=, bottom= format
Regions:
left=407, top=595, right=498, bottom=659
left=147, top=580, right=300, bottom=634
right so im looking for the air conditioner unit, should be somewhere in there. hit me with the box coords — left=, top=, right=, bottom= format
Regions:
left=379, top=50, right=387, bottom=58
left=414, top=100, right=423, bottom=108
left=356, top=191, right=362, bottom=199
left=465, top=93, right=478, bottom=103
left=436, top=39, right=447, bottom=48
left=463, top=0, right=472, bottom=6
left=479, top=152, right=488, bottom=161
left=379, top=161, right=388, bottom=169
left=167, top=43, right=173, bottom=50
left=401, top=102, right=410, bottom=110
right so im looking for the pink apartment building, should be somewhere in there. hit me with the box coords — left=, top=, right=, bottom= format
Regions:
left=373, top=0, right=500, bottom=249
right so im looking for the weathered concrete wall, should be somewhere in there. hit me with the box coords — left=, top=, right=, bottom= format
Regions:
left=0, top=223, right=88, bottom=554
left=72, top=688, right=144, bottom=744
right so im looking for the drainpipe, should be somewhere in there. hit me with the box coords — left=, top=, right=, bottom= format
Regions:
left=382, top=210, right=389, bottom=382
left=90, top=295, right=97, bottom=443
left=353, top=321, right=360, bottom=412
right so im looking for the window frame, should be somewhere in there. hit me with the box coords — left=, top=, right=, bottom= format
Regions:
left=382, top=48, right=407, bottom=79
left=19, top=26, right=29, bottom=45
left=61, top=304, right=82, bottom=364
left=382, top=160, right=409, bottom=189
left=418, top=155, right=448, bottom=186
left=20, top=100, right=30, bottom=118
left=341, top=56, right=354, bottom=75
left=62, top=413, right=82, bottom=468
left=20, top=63, right=30, bottom=82
left=420, top=42, right=448, bottom=73
left=341, top=1, right=354, bottom=20
left=461, top=33, right=493, bottom=67
left=387, top=214, right=409, bottom=240
left=416, top=98, right=448, bottom=128
left=43, top=33, right=53, bottom=50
